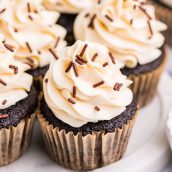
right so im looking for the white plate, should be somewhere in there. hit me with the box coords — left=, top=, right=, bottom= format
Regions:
left=1, top=73, right=172, bottom=172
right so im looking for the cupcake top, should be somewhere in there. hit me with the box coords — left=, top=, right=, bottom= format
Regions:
left=0, top=35, right=33, bottom=109
left=0, top=0, right=67, bottom=69
left=43, top=40, right=133, bottom=127
left=160, top=0, right=172, bottom=8
left=42, top=0, right=97, bottom=14
left=74, top=0, right=167, bottom=68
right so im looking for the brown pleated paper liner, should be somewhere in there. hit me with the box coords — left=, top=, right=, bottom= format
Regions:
left=129, top=46, right=168, bottom=107
left=0, top=113, right=36, bottom=166
left=37, top=110, right=138, bottom=171
left=148, top=0, right=172, bottom=46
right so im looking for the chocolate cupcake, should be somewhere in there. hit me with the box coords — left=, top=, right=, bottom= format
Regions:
left=0, top=35, right=38, bottom=166
left=0, top=0, right=67, bottom=88
left=42, top=0, right=97, bottom=45
left=74, top=0, right=168, bottom=107
left=38, top=40, right=138, bottom=170
left=148, top=0, right=172, bottom=46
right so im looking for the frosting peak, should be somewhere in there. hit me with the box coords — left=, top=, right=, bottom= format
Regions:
left=74, top=0, right=167, bottom=68
left=44, top=40, right=133, bottom=127
left=0, top=0, right=67, bottom=69
left=0, top=35, right=33, bottom=109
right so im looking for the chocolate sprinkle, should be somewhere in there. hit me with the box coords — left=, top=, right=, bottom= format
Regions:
left=0, top=79, right=7, bottom=86
left=27, top=57, right=34, bottom=63
left=93, top=80, right=104, bottom=88
left=65, top=61, right=73, bottom=73
left=26, top=42, right=32, bottom=53
left=139, top=6, right=152, bottom=20
left=97, top=0, right=101, bottom=4
left=76, top=55, right=88, bottom=64
left=73, top=86, right=77, bottom=98
left=45, top=78, right=48, bottom=83
left=68, top=98, right=76, bottom=104
left=113, top=83, right=123, bottom=91
left=24, top=62, right=34, bottom=69
left=130, top=19, right=133, bottom=25
left=28, top=15, right=33, bottom=20
left=91, top=53, right=98, bottom=62
left=88, top=14, right=96, bottom=29
left=75, top=59, right=83, bottom=65
left=103, top=62, right=109, bottom=67
left=9, top=65, right=18, bottom=74
left=147, top=20, right=153, bottom=39
left=72, top=63, right=79, bottom=77
left=79, top=44, right=88, bottom=57
left=0, top=114, right=9, bottom=119
left=85, top=13, right=90, bottom=18
left=95, top=106, right=100, bottom=111
left=14, top=28, right=18, bottom=32
left=105, top=14, right=114, bottom=22
left=109, top=52, right=115, bottom=64
left=49, top=48, right=59, bottom=60
left=0, top=8, right=6, bottom=14
left=27, top=2, right=31, bottom=13
left=2, top=100, right=7, bottom=105
left=4, top=43, right=14, bottom=52
left=54, top=37, right=60, bottom=48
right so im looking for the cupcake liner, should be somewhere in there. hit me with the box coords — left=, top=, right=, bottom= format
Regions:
left=129, top=46, right=168, bottom=107
left=0, top=113, right=36, bottom=166
left=148, top=0, right=172, bottom=46
left=37, top=110, right=137, bottom=171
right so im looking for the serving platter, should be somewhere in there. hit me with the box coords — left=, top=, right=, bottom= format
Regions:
left=0, top=73, right=172, bottom=172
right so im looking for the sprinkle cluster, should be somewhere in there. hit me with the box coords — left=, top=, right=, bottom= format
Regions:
left=85, top=0, right=154, bottom=39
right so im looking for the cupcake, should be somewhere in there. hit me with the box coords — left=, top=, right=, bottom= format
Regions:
left=0, top=0, right=67, bottom=87
left=42, top=0, right=97, bottom=45
left=148, top=0, right=172, bottom=46
left=38, top=40, right=138, bottom=170
left=74, top=0, right=168, bottom=107
left=0, top=35, right=38, bottom=166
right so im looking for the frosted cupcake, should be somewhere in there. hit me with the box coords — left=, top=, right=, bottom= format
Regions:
left=74, top=0, right=168, bottom=107
left=0, top=35, right=38, bottom=166
left=0, top=0, right=67, bottom=83
left=42, top=0, right=97, bottom=45
left=38, top=40, right=138, bottom=170
left=148, top=0, right=172, bottom=46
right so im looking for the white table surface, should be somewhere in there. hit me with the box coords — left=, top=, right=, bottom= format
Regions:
left=162, top=47, right=172, bottom=172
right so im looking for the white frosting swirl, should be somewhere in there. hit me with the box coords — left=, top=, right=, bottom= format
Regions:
left=42, top=0, right=97, bottom=14
left=74, top=0, right=167, bottom=68
left=44, top=40, right=133, bottom=127
left=0, top=35, right=33, bottom=109
left=160, top=0, right=172, bottom=8
left=0, top=0, right=67, bottom=69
